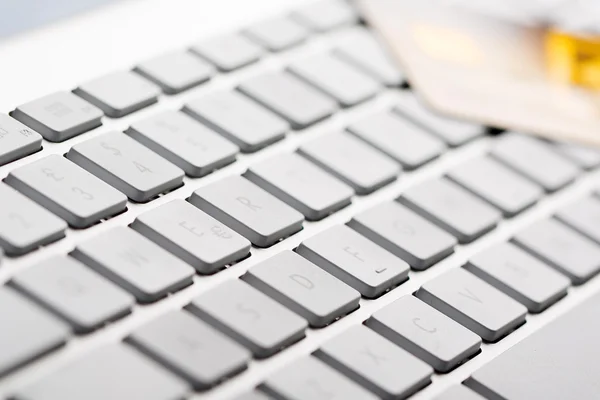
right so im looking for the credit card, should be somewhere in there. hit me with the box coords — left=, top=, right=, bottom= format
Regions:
left=358, top=0, right=600, bottom=147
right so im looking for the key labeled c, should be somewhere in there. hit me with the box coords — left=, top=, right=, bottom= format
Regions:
left=412, top=317, right=437, bottom=333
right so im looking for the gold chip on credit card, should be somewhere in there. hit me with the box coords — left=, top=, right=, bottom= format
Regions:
left=358, top=0, right=600, bottom=147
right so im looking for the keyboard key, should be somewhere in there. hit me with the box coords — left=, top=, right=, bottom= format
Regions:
left=447, top=156, right=543, bottom=217
left=554, top=142, right=600, bottom=169
left=11, top=256, right=134, bottom=333
left=131, top=199, right=251, bottom=274
left=244, top=152, right=353, bottom=220
left=6, top=155, right=127, bottom=228
left=393, top=93, right=483, bottom=147
left=0, top=287, right=69, bottom=377
left=189, top=176, right=304, bottom=247
left=316, top=325, right=433, bottom=399
left=367, top=295, right=481, bottom=372
left=74, top=71, right=161, bottom=117
left=433, top=385, right=486, bottom=400
left=184, top=90, right=288, bottom=152
left=238, top=71, right=337, bottom=129
left=467, top=291, right=600, bottom=400
left=555, top=196, right=600, bottom=244
left=67, top=131, right=184, bottom=202
left=291, top=0, right=359, bottom=32
left=466, top=242, right=570, bottom=312
left=243, top=251, right=360, bottom=327
left=334, top=27, right=404, bottom=87
left=347, top=110, right=445, bottom=170
left=399, top=178, right=502, bottom=243
left=11, top=91, right=103, bottom=142
left=190, top=33, right=264, bottom=71
left=188, top=279, right=307, bottom=358
left=0, top=114, right=42, bottom=166
left=126, top=110, right=238, bottom=177
left=261, top=356, right=378, bottom=400
left=416, top=268, right=527, bottom=342
left=243, top=16, right=309, bottom=51
left=348, top=201, right=456, bottom=270
left=128, top=310, right=250, bottom=389
left=513, top=218, right=600, bottom=284
left=0, top=183, right=66, bottom=256
left=299, top=131, right=399, bottom=194
left=490, top=133, right=580, bottom=192
left=288, top=53, right=380, bottom=107
left=134, top=51, right=214, bottom=94
left=297, top=225, right=409, bottom=298
left=14, top=343, right=189, bottom=400
left=72, top=226, right=194, bottom=303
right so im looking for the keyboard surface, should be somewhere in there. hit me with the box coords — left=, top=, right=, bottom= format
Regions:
left=2, top=1, right=600, bottom=399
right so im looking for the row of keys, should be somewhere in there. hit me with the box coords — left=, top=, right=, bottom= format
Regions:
left=0, top=126, right=592, bottom=271
left=3, top=12, right=381, bottom=147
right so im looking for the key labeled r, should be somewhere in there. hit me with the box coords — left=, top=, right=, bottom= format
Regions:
left=289, top=274, right=314, bottom=290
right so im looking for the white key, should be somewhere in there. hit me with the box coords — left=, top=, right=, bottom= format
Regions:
left=243, top=251, right=360, bottom=327
left=416, top=268, right=527, bottom=342
left=6, top=155, right=127, bottom=228
left=555, top=196, right=600, bottom=244
left=243, top=17, right=309, bottom=51
left=0, top=183, right=66, bottom=256
left=244, top=152, right=353, bottom=220
left=394, top=93, right=483, bottom=147
left=74, top=71, right=161, bottom=117
left=262, top=356, right=378, bottom=400
left=184, top=90, right=288, bottom=152
left=288, top=53, right=380, bottom=107
left=399, top=178, right=502, bottom=243
left=11, top=256, right=134, bottom=333
left=126, top=110, right=238, bottom=177
left=299, top=131, right=399, bottom=194
left=238, top=72, right=337, bottom=129
left=190, top=33, right=264, bottom=71
left=11, top=91, right=103, bottom=142
left=347, top=110, right=445, bottom=170
left=0, top=114, right=42, bottom=166
left=466, top=242, right=570, bottom=312
left=367, top=296, right=481, bottom=372
left=72, top=227, right=195, bottom=302
left=188, top=279, right=307, bottom=358
left=67, top=131, right=184, bottom=202
left=297, top=225, right=409, bottom=298
left=189, top=176, right=304, bottom=247
left=131, top=199, right=251, bottom=274
left=315, top=325, right=433, bottom=399
left=513, top=218, right=600, bottom=284
left=447, top=156, right=543, bottom=217
left=491, top=133, right=580, bottom=192
left=134, top=51, right=214, bottom=94
left=348, top=201, right=457, bottom=270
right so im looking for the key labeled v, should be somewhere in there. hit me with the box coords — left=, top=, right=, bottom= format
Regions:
left=458, top=287, right=482, bottom=304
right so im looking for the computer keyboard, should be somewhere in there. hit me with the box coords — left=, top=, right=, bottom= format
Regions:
left=2, top=0, right=600, bottom=399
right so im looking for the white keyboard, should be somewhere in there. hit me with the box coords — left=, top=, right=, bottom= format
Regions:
left=2, top=1, right=600, bottom=399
